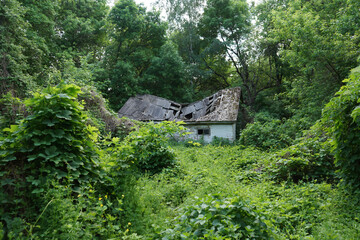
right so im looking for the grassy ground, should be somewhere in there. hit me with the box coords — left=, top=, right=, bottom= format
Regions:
left=122, top=145, right=360, bottom=239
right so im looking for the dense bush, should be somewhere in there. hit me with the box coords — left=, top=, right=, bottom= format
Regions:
left=162, top=194, right=273, bottom=239
left=0, top=83, right=104, bottom=238
left=266, top=121, right=335, bottom=183
left=106, top=121, right=187, bottom=175
left=323, top=66, right=360, bottom=188
left=239, top=112, right=293, bottom=150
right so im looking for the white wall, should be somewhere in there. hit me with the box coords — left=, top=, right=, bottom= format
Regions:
left=184, top=123, right=236, bottom=143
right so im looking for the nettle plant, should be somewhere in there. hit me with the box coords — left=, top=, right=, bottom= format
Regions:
left=0, top=83, right=102, bottom=216
left=162, top=194, right=273, bottom=239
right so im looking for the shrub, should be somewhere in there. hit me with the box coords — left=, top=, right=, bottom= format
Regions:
left=107, top=121, right=187, bottom=175
left=239, top=113, right=293, bottom=150
left=323, top=66, right=360, bottom=188
left=211, top=136, right=233, bottom=146
left=266, top=121, right=335, bottom=183
left=0, top=83, right=103, bottom=237
left=162, top=194, right=273, bottom=239
left=26, top=183, right=128, bottom=239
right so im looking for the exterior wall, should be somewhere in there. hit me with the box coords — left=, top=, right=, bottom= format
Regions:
left=184, top=123, right=236, bottom=143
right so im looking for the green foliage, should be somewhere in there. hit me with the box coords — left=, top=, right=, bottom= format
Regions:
left=123, top=145, right=358, bottom=239
left=30, top=183, right=129, bottom=239
left=0, top=92, right=26, bottom=131
left=211, top=136, right=234, bottom=146
left=270, top=0, right=358, bottom=84
left=142, top=41, right=193, bottom=103
left=2, top=0, right=360, bottom=238
left=0, top=0, right=32, bottom=96
left=266, top=126, right=335, bottom=183
left=323, top=66, right=360, bottom=188
left=239, top=112, right=335, bottom=182
left=107, top=121, right=187, bottom=175
left=239, top=112, right=293, bottom=150
left=0, top=83, right=103, bottom=237
left=101, top=0, right=170, bottom=109
left=55, top=0, right=109, bottom=61
left=1, top=180, right=133, bottom=239
left=163, top=194, right=272, bottom=239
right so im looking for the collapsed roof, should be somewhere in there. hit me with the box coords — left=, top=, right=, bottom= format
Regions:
left=118, top=87, right=241, bottom=122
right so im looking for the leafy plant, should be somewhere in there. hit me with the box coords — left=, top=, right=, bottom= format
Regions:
left=266, top=121, right=335, bottom=183
left=211, top=136, right=234, bottom=146
left=107, top=121, right=187, bottom=175
left=162, top=194, right=273, bottom=239
left=239, top=113, right=293, bottom=150
left=323, top=66, right=360, bottom=188
left=0, top=83, right=103, bottom=237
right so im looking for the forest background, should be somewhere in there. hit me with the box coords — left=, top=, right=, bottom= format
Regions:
left=1, top=0, right=360, bottom=239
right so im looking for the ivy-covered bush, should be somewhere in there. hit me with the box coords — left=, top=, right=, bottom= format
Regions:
left=162, top=194, right=273, bottom=239
left=0, top=83, right=103, bottom=237
left=323, top=66, right=360, bottom=188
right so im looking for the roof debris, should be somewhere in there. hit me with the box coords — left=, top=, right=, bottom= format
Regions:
left=118, top=87, right=241, bottom=122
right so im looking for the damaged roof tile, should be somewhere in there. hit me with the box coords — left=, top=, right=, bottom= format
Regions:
left=118, top=87, right=241, bottom=122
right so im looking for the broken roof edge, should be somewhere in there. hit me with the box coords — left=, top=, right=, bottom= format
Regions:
left=118, top=87, right=242, bottom=122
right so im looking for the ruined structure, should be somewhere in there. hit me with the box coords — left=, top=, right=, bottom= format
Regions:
left=118, top=87, right=241, bottom=142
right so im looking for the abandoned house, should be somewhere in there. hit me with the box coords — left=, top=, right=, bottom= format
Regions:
left=118, top=87, right=242, bottom=142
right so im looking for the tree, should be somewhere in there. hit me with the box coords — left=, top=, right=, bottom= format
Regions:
left=263, top=0, right=360, bottom=123
left=158, top=0, right=205, bottom=61
left=199, top=0, right=269, bottom=106
left=270, top=0, right=359, bottom=84
left=142, top=41, right=192, bottom=102
left=100, top=0, right=170, bottom=110
left=0, top=0, right=31, bottom=96
left=55, top=0, right=109, bottom=63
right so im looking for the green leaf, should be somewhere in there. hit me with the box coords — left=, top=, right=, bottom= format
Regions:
left=3, top=155, right=16, bottom=162
left=55, top=170, right=67, bottom=179
left=27, top=154, right=38, bottom=162
left=3, top=125, right=19, bottom=133
left=58, top=93, right=71, bottom=99
left=56, top=110, right=72, bottom=120
left=43, top=119, right=56, bottom=126
left=45, top=146, right=60, bottom=158
left=32, top=188, right=44, bottom=194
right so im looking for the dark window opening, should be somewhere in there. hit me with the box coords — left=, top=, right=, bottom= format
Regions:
left=197, top=128, right=210, bottom=135
left=185, top=113, right=193, bottom=119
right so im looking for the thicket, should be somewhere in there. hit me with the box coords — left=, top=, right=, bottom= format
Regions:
left=124, top=145, right=360, bottom=239
left=162, top=194, right=272, bottom=239
left=0, top=84, right=184, bottom=238
left=2, top=0, right=360, bottom=238
left=1, top=73, right=360, bottom=238
left=323, top=66, right=360, bottom=188
left=0, top=84, right=105, bottom=238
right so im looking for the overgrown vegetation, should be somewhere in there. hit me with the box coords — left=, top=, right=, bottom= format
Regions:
left=1, top=0, right=360, bottom=238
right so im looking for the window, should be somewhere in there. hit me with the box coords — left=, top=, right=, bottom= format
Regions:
left=197, top=128, right=210, bottom=135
